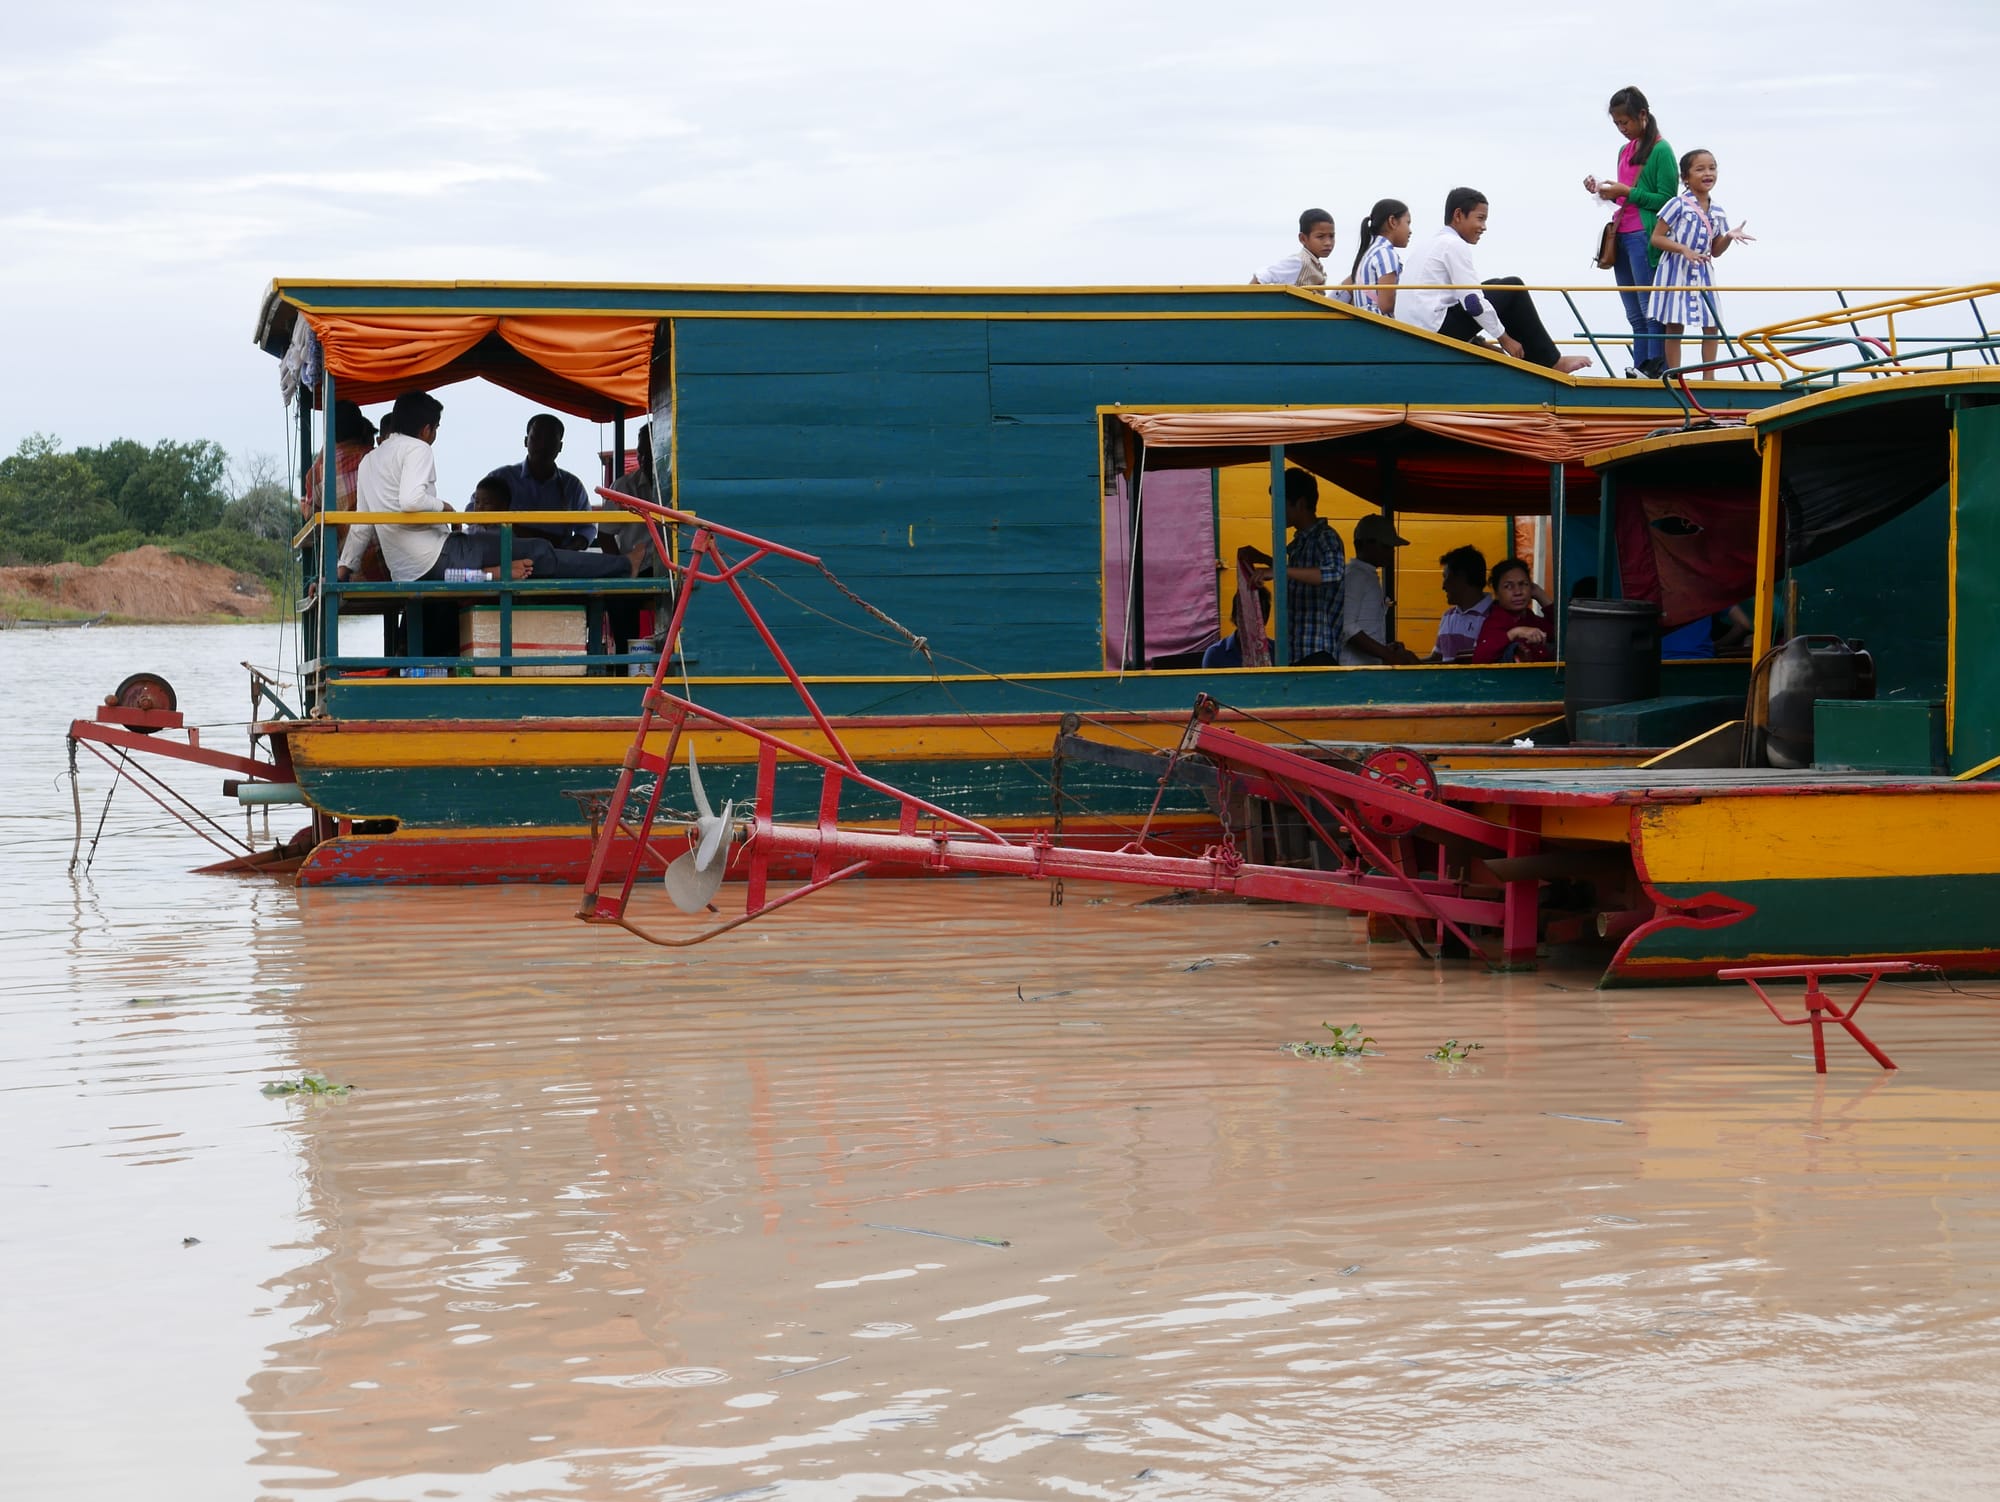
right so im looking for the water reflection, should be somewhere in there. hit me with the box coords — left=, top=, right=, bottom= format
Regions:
left=239, top=883, right=2000, bottom=1500
left=6, top=627, right=2000, bottom=1499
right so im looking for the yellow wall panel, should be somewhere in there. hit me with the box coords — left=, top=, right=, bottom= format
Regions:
left=1215, top=464, right=1510, bottom=659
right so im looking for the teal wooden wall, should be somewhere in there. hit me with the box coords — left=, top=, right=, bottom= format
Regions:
left=268, top=281, right=1787, bottom=680
left=669, top=309, right=1717, bottom=677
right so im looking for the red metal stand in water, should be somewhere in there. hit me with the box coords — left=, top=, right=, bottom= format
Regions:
left=576, top=495, right=1534, bottom=961
left=1719, top=961, right=1910, bottom=1073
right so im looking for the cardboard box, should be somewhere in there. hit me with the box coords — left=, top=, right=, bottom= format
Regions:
left=458, top=605, right=588, bottom=677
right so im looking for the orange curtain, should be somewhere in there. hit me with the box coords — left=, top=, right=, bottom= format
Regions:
left=494, top=317, right=652, bottom=414
left=1403, top=409, right=1671, bottom=464
left=1122, top=406, right=1672, bottom=465
left=297, top=309, right=653, bottom=416
left=304, top=313, right=498, bottom=389
left=1119, top=407, right=1406, bottom=449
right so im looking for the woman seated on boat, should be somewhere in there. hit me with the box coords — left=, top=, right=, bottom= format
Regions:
left=1470, top=557, right=1554, bottom=663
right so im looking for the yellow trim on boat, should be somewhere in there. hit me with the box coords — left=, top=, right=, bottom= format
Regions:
left=1636, top=792, right=2000, bottom=884
left=1751, top=431, right=1783, bottom=661
left=1583, top=425, right=1758, bottom=471
left=289, top=711, right=1566, bottom=770
left=1745, top=368, right=2000, bottom=427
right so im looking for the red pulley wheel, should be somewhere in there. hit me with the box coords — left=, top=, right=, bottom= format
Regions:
left=109, top=672, right=178, bottom=734
left=1354, top=746, right=1439, bottom=837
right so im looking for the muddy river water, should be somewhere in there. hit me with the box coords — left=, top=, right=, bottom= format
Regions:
left=5, top=626, right=2000, bottom=1499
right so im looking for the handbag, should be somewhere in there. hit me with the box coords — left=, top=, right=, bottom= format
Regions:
left=1593, top=218, right=1618, bottom=271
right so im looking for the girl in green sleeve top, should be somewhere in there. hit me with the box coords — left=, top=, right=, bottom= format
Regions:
left=1584, top=85, right=1678, bottom=377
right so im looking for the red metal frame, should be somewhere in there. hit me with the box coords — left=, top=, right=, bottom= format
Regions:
left=575, top=501, right=1539, bottom=960
left=1718, top=960, right=1909, bottom=1073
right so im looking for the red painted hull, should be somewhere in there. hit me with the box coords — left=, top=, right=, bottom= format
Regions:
left=295, top=819, right=1220, bottom=886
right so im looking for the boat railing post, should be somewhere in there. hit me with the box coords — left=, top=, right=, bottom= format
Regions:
left=1548, top=461, right=1567, bottom=658
left=1267, top=445, right=1287, bottom=665
left=319, top=370, right=339, bottom=674
left=1558, top=288, right=1613, bottom=374
left=1381, top=445, right=1400, bottom=641
left=295, top=384, right=318, bottom=687
left=499, top=522, right=515, bottom=676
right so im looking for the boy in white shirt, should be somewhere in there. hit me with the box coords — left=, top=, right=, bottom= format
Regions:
left=1397, top=188, right=1592, bottom=374
left=1251, top=208, right=1336, bottom=288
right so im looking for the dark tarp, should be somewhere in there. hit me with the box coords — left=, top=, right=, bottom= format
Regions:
left=1779, top=398, right=1951, bottom=565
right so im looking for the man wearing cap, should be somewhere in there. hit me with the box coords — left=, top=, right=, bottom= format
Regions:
left=1339, top=514, right=1421, bottom=666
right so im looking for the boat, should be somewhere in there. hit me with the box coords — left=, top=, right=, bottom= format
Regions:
left=222, top=274, right=1832, bottom=885
left=70, top=276, right=2000, bottom=951
left=5, top=612, right=108, bottom=629
left=567, top=322, right=2000, bottom=983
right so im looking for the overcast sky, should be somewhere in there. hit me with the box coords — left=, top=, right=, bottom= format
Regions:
left=2, top=0, right=1990, bottom=504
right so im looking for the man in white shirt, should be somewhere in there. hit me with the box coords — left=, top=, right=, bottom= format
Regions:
left=1339, top=514, right=1420, bottom=666
left=1251, top=208, right=1336, bottom=288
left=1396, top=188, right=1592, bottom=374
left=336, top=392, right=627, bottom=583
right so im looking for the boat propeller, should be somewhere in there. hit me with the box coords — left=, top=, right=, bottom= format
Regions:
left=662, top=744, right=736, bottom=913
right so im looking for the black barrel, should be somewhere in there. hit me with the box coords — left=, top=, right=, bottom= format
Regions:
left=1564, top=599, right=1662, bottom=738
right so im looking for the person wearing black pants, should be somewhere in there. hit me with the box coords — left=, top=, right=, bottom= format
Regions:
left=1438, top=277, right=1565, bottom=367
left=1398, top=188, right=1593, bottom=375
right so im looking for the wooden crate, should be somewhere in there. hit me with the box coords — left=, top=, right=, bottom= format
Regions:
left=459, top=605, right=588, bottom=677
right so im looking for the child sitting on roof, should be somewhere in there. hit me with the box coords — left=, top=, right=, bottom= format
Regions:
left=1251, top=208, right=1336, bottom=288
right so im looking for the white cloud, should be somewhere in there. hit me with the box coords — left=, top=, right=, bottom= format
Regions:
left=1, top=0, right=1994, bottom=503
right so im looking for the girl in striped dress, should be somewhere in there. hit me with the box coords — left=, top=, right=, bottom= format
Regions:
left=1341, top=198, right=1411, bottom=316
left=1647, top=149, right=1753, bottom=370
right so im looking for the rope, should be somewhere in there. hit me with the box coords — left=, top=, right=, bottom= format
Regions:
left=81, top=750, right=126, bottom=873
left=807, top=559, right=930, bottom=664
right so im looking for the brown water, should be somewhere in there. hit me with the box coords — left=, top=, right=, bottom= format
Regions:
left=7, top=626, right=2000, bottom=1499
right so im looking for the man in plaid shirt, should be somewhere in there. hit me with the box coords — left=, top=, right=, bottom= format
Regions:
left=1238, top=469, right=1346, bottom=665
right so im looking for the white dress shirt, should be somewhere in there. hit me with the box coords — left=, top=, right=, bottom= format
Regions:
left=1396, top=227, right=1502, bottom=340
left=339, top=433, right=451, bottom=581
left=1338, top=559, right=1389, bottom=666
left=1252, top=248, right=1326, bottom=287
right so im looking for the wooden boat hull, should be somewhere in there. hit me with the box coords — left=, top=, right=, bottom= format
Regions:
left=1446, top=771, right=2000, bottom=983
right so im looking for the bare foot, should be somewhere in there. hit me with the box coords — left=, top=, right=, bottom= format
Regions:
left=1554, top=355, right=1594, bottom=375
left=508, top=560, right=534, bottom=579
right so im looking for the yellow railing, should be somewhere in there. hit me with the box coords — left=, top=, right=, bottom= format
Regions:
left=1737, top=282, right=2000, bottom=379
left=291, top=508, right=646, bottom=550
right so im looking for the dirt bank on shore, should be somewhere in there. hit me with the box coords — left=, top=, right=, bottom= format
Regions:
left=0, top=547, right=274, bottom=623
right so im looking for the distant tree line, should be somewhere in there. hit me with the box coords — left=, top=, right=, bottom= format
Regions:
left=0, top=433, right=296, bottom=586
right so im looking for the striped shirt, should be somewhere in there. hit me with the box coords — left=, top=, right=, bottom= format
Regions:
left=1350, top=237, right=1403, bottom=314
left=1434, top=595, right=1493, bottom=661
left=1285, top=518, right=1346, bottom=663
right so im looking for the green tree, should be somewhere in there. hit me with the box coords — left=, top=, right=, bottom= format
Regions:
left=79, top=437, right=230, bottom=534
left=0, top=433, right=123, bottom=543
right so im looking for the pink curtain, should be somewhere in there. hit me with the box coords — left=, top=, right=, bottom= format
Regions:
left=1103, top=469, right=1219, bottom=668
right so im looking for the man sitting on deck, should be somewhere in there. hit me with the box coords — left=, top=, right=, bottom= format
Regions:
left=1339, top=514, right=1421, bottom=666
left=1397, top=188, right=1592, bottom=374
left=483, top=413, right=597, bottom=550
left=337, top=391, right=549, bottom=584
left=1237, top=470, right=1345, bottom=666
left=469, top=474, right=634, bottom=580
left=1430, top=545, right=1493, bottom=662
